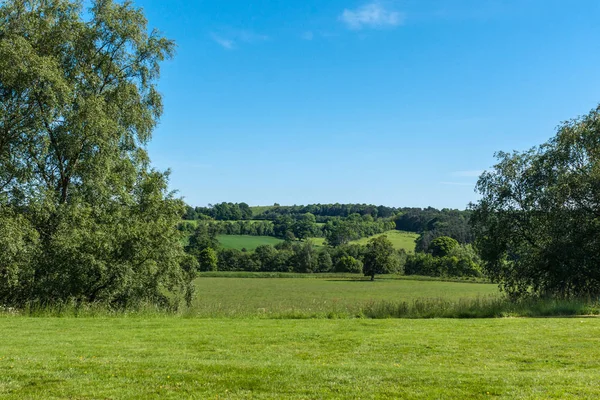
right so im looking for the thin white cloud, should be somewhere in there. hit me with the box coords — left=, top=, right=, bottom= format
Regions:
left=211, top=30, right=269, bottom=50
left=340, top=2, right=404, bottom=30
left=301, top=31, right=314, bottom=40
left=452, top=170, right=484, bottom=178
left=239, top=30, right=270, bottom=43
left=210, top=33, right=235, bottom=50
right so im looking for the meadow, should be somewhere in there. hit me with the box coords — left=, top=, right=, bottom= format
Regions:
left=350, top=230, right=418, bottom=252
left=190, top=275, right=499, bottom=317
left=217, top=235, right=283, bottom=251
left=215, top=230, right=419, bottom=252
left=1, top=317, right=599, bottom=399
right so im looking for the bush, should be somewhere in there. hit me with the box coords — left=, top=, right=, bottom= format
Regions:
left=335, top=256, right=363, bottom=273
left=405, top=245, right=482, bottom=278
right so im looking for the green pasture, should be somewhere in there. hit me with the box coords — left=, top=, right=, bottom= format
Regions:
left=350, top=230, right=418, bottom=252
left=214, top=230, right=418, bottom=253
left=1, top=317, right=599, bottom=399
left=249, top=205, right=274, bottom=217
left=190, top=276, right=499, bottom=317
left=217, top=235, right=283, bottom=251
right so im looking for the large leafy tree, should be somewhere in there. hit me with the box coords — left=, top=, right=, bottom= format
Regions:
left=471, top=105, right=600, bottom=299
left=363, top=235, right=398, bottom=281
left=0, top=0, right=196, bottom=307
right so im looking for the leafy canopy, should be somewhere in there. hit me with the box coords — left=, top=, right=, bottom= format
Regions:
left=0, top=0, right=195, bottom=308
left=471, top=105, right=600, bottom=299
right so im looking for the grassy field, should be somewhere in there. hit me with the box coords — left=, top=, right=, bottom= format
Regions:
left=217, top=235, right=283, bottom=251
left=215, top=230, right=418, bottom=252
left=189, top=276, right=499, bottom=317
left=249, top=205, right=275, bottom=217
left=1, top=317, right=599, bottom=399
left=350, top=230, right=419, bottom=252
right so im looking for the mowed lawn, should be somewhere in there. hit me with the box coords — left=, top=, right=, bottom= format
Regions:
left=1, top=318, right=599, bottom=399
left=190, top=277, right=499, bottom=317
left=217, top=235, right=283, bottom=251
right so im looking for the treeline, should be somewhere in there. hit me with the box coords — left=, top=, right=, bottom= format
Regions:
left=395, top=208, right=473, bottom=251
left=183, top=224, right=482, bottom=279
left=180, top=213, right=396, bottom=244
left=179, top=220, right=276, bottom=237
left=184, top=202, right=253, bottom=221
left=180, top=203, right=480, bottom=279
left=183, top=202, right=474, bottom=248
left=254, top=203, right=399, bottom=220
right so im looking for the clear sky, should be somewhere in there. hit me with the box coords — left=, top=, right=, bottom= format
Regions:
left=135, top=0, right=600, bottom=209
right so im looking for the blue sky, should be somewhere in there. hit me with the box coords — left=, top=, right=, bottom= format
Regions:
left=135, top=0, right=600, bottom=209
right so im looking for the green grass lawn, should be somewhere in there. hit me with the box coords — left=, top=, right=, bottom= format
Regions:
left=1, top=317, right=599, bottom=399
left=217, top=235, right=283, bottom=251
left=190, top=276, right=499, bottom=317
left=350, top=230, right=419, bottom=252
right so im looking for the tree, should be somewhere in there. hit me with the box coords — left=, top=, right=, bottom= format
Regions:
left=324, top=220, right=358, bottom=247
left=316, top=250, right=333, bottom=273
left=274, top=215, right=294, bottom=239
left=238, top=202, right=253, bottom=220
left=293, top=212, right=318, bottom=240
left=0, top=0, right=193, bottom=308
left=291, top=241, right=318, bottom=273
left=185, top=223, right=220, bottom=258
left=335, top=255, right=363, bottom=273
left=428, top=236, right=459, bottom=257
left=254, top=244, right=279, bottom=271
left=197, top=248, right=218, bottom=272
left=363, top=235, right=398, bottom=281
left=471, top=105, right=600, bottom=299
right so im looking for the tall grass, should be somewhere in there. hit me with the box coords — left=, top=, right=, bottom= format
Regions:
left=361, top=296, right=600, bottom=319
left=4, top=296, right=600, bottom=319
left=198, top=271, right=490, bottom=283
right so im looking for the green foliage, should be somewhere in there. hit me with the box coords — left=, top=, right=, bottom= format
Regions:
left=254, top=203, right=397, bottom=220
left=188, top=202, right=254, bottom=221
left=290, top=241, right=318, bottom=273
left=186, top=223, right=220, bottom=255
left=292, top=212, right=319, bottom=240
left=429, top=236, right=459, bottom=257
left=211, top=220, right=275, bottom=236
left=316, top=251, right=333, bottom=273
left=363, top=235, right=401, bottom=280
left=471, top=105, right=600, bottom=299
left=405, top=244, right=482, bottom=278
left=0, top=0, right=192, bottom=308
left=335, top=255, right=363, bottom=273
left=198, top=248, right=218, bottom=272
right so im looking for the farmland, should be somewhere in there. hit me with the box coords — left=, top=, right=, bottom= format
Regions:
left=1, top=317, right=599, bottom=399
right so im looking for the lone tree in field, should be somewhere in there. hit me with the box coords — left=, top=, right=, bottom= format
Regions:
left=0, top=0, right=196, bottom=308
left=363, top=235, right=397, bottom=281
left=471, top=105, right=600, bottom=299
